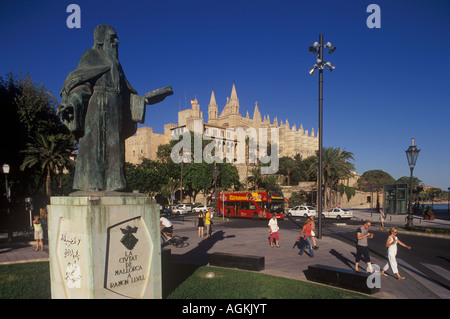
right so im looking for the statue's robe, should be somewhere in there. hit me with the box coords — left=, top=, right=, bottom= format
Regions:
left=60, top=48, right=145, bottom=192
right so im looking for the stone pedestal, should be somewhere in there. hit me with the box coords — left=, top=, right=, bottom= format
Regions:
left=47, top=195, right=161, bottom=299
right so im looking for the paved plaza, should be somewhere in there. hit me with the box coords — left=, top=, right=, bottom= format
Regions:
left=1, top=209, right=449, bottom=299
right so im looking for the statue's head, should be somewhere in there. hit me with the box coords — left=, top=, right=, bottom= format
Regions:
left=93, top=24, right=119, bottom=59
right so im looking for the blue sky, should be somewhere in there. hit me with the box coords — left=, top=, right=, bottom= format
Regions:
left=1, top=0, right=449, bottom=190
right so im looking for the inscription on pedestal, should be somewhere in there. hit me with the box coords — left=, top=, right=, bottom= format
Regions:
left=54, top=217, right=88, bottom=296
left=60, top=233, right=83, bottom=288
left=104, top=216, right=153, bottom=298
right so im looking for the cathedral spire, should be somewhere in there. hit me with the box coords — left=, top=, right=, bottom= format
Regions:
left=209, top=90, right=218, bottom=107
left=253, top=101, right=261, bottom=122
left=208, top=90, right=218, bottom=120
left=230, top=83, right=239, bottom=102
left=228, top=83, right=240, bottom=114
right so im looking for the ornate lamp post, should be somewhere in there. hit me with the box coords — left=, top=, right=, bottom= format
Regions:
left=308, top=34, right=336, bottom=239
left=405, top=138, right=420, bottom=227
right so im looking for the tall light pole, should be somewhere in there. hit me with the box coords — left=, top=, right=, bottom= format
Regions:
left=2, top=163, right=10, bottom=202
left=212, top=163, right=219, bottom=211
left=447, top=187, right=449, bottom=213
left=405, top=138, right=420, bottom=228
left=308, top=34, right=336, bottom=239
left=3, top=163, right=11, bottom=242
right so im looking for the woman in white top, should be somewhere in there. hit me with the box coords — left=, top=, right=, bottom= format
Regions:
left=381, top=227, right=411, bottom=280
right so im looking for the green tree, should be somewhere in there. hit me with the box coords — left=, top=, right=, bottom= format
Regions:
left=247, top=166, right=264, bottom=190
left=357, top=170, right=396, bottom=208
left=302, top=156, right=317, bottom=181
left=125, top=159, right=165, bottom=196
left=216, top=162, right=240, bottom=190
left=182, top=161, right=213, bottom=203
left=262, top=175, right=281, bottom=192
left=308, top=147, right=355, bottom=209
left=339, top=184, right=356, bottom=202
left=424, top=187, right=443, bottom=207
left=1, top=71, right=72, bottom=199
left=20, top=133, right=76, bottom=197
left=289, top=191, right=308, bottom=207
left=14, top=74, right=64, bottom=136
left=279, top=156, right=296, bottom=186
left=395, top=176, right=423, bottom=188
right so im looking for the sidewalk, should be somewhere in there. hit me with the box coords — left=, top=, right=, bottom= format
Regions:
left=1, top=209, right=449, bottom=299
left=169, top=210, right=450, bottom=299
left=351, top=208, right=450, bottom=230
left=0, top=233, right=49, bottom=265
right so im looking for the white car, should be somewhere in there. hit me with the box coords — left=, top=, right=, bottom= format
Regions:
left=171, top=206, right=189, bottom=215
left=192, top=205, right=212, bottom=213
left=176, top=204, right=192, bottom=212
left=322, top=208, right=353, bottom=219
left=287, top=205, right=316, bottom=218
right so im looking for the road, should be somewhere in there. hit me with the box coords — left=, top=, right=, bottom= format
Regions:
left=216, top=215, right=450, bottom=295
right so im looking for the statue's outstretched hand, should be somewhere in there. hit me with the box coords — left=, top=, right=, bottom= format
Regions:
left=144, top=86, right=173, bottom=105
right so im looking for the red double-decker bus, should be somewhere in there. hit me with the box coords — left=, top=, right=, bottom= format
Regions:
left=217, top=191, right=287, bottom=220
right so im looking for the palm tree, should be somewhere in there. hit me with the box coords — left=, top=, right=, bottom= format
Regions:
left=308, top=147, right=355, bottom=210
left=263, top=175, right=281, bottom=192
left=247, top=166, right=264, bottom=190
left=279, top=156, right=296, bottom=186
left=20, top=133, right=76, bottom=197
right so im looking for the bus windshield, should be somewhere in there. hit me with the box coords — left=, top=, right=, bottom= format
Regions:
left=270, top=200, right=285, bottom=214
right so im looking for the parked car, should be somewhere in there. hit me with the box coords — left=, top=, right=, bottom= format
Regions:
left=322, top=208, right=353, bottom=219
left=171, top=205, right=189, bottom=215
left=176, top=204, right=192, bottom=212
left=192, top=205, right=212, bottom=213
left=287, top=205, right=316, bottom=218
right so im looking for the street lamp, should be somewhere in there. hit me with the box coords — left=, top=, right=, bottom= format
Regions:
left=308, top=34, right=336, bottom=239
left=2, top=163, right=10, bottom=202
left=405, top=138, right=420, bottom=227
left=447, top=187, right=450, bottom=213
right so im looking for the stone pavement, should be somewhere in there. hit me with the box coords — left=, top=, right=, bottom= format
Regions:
left=168, top=210, right=450, bottom=299
left=1, top=209, right=449, bottom=299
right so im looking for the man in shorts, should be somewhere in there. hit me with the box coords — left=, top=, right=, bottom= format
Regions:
left=268, top=214, right=280, bottom=248
left=355, top=220, right=375, bottom=273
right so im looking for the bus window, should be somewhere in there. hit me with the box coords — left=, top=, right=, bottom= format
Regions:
left=271, top=202, right=285, bottom=214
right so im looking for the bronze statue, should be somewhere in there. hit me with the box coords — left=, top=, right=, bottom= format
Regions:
left=59, top=24, right=172, bottom=192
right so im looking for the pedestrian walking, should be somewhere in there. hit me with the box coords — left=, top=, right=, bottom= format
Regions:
left=33, top=215, right=44, bottom=251
left=310, top=215, right=319, bottom=250
left=268, top=214, right=280, bottom=248
left=379, top=208, right=385, bottom=228
left=205, top=208, right=213, bottom=238
left=355, top=220, right=375, bottom=273
left=198, top=210, right=205, bottom=237
left=297, top=218, right=314, bottom=257
left=381, top=227, right=411, bottom=280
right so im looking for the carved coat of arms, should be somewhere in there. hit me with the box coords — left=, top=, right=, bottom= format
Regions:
left=120, top=225, right=139, bottom=250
